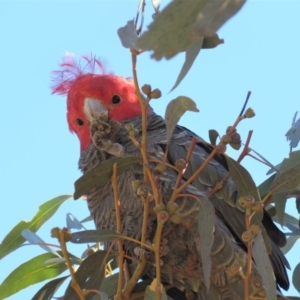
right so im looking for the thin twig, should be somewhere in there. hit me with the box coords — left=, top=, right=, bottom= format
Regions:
left=122, top=254, right=148, bottom=300
left=59, top=230, right=85, bottom=300
left=239, top=91, right=251, bottom=117
left=237, top=130, right=253, bottom=163
left=244, top=212, right=252, bottom=300
left=171, top=147, right=218, bottom=200
left=141, top=194, right=150, bottom=246
left=112, top=163, right=124, bottom=299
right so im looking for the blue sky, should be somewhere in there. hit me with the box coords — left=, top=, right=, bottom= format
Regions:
left=0, top=0, right=300, bottom=298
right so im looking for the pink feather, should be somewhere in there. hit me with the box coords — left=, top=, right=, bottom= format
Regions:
left=51, top=53, right=111, bottom=95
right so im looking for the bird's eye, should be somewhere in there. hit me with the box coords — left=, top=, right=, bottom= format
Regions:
left=112, top=95, right=121, bottom=104
left=76, top=118, right=84, bottom=126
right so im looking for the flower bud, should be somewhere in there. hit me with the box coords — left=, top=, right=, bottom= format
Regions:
left=244, top=108, right=255, bottom=118
left=154, top=203, right=166, bottom=213
left=154, top=164, right=167, bottom=176
left=216, top=143, right=226, bottom=154
left=226, top=260, right=242, bottom=278
left=238, top=195, right=255, bottom=208
left=241, top=230, right=252, bottom=243
left=167, top=201, right=179, bottom=214
left=62, top=227, right=72, bottom=242
left=229, top=143, right=241, bottom=150
left=125, top=123, right=134, bottom=132
left=169, top=212, right=182, bottom=224
left=150, top=88, right=162, bottom=99
left=87, top=247, right=96, bottom=256
left=230, top=132, right=241, bottom=144
left=141, top=84, right=152, bottom=95
left=175, top=159, right=187, bottom=171
left=137, top=184, right=149, bottom=198
left=51, top=227, right=60, bottom=239
left=249, top=224, right=260, bottom=236
left=226, top=126, right=236, bottom=135
left=157, top=210, right=169, bottom=223
left=132, top=180, right=143, bottom=192
left=220, top=135, right=232, bottom=144
left=251, top=202, right=263, bottom=213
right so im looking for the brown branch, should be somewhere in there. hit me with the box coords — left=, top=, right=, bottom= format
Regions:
left=59, top=230, right=85, bottom=300
left=112, top=163, right=124, bottom=299
left=237, top=130, right=253, bottom=163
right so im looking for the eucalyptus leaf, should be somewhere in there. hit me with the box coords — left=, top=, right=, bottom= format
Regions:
left=136, top=0, right=244, bottom=60
left=292, top=262, right=300, bottom=293
left=71, top=229, right=128, bottom=244
left=21, top=229, right=60, bottom=256
left=66, top=213, right=84, bottom=230
left=286, top=111, right=300, bottom=148
left=99, top=273, right=119, bottom=298
left=31, top=276, right=69, bottom=300
left=0, top=253, right=68, bottom=299
left=117, top=20, right=139, bottom=50
left=257, top=174, right=276, bottom=198
left=63, top=250, right=111, bottom=300
left=144, top=279, right=168, bottom=300
left=0, top=195, right=71, bottom=259
left=271, top=150, right=300, bottom=194
left=74, top=156, right=143, bottom=199
left=252, top=232, right=277, bottom=300
left=165, top=96, right=199, bottom=144
left=208, top=129, right=219, bottom=146
left=274, top=192, right=288, bottom=226
left=170, top=38, right=203, bottom=91
left=281, top=235, right=300, bottom=255
left=198, top=198, right=215, bottom=290
left=266, top=205, right=299, bottom=226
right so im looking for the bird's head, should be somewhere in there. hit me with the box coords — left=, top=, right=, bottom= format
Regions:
left=51, top=54, right=148, bottom=151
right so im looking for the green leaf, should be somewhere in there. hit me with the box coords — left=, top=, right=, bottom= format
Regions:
left=257, top=174, right=276, bottom=198
left=170, top=38, right=203, bottom=91
left=136, top=0, right=244, bottom=60
left=281, top=235, right=300, bottom=255
left=274, top=192, right=288, bottom=226
left=117, top=20, right=139, bottom=50
left=144, top=279, right=168, bottom=300
left=74, top=156, right=143, bottom=199
left=198, top=198, right=215, bottom=290
left=208, top=129, right=219, bottom=146
left=202, top=34, right=224, bottom=49
left=252, top=232, right=277, bottom=300
left=266, top=162, right=282, bottom=175
left=164, top=96, right=199, bottom=144
left=0, top=252, right=68, bottom=298
left=64, top=250, right=111, bottom=299
left=266, top=205, right=299, bottom=226
left=80, top=215, right=93, bottom=223
left=99, top=273, right=119, bottom=298
left=0, top=195, right=71, bottom=259
left=225, top=157, right=271, bottom=252
left=292, top=262, right=300, bottom=293
left=22, top=229, right=60, bottom=256
left=31, top=275, right=69, bottom=300
left=296, top=197, right=300, bottom=214
left=71, top=229, right=129, bottom=244
left=271, top=150, right=300, bottom=194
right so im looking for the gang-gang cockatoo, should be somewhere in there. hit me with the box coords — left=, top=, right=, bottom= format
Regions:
left=51, top=55, right=289, bottom=300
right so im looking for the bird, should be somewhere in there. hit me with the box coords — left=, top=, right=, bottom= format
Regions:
left=52, top=54, right=289, bottom=300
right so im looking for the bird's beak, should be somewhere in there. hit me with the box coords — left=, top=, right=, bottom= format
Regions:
left=83, top=98, right=108, bottom=122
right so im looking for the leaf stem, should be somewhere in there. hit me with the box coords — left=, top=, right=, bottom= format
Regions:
left=122, top=253, right=148, bottom=300
left=112, top=163, right=124, bottom=300
left=171, top=147, right=218, bottom=201
left=59, top=230, right=85, bottom=300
